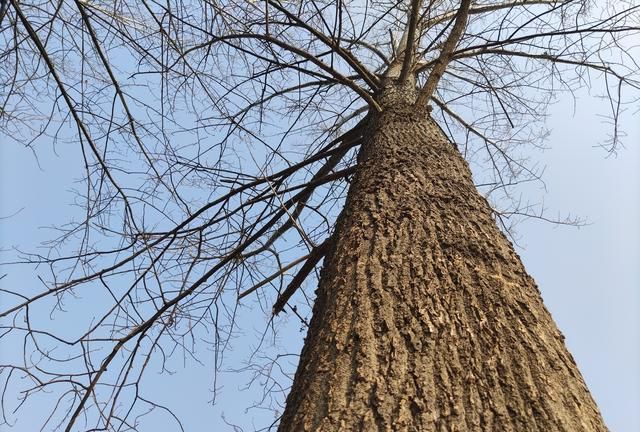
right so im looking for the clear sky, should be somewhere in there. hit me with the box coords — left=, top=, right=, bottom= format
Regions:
left=518, top=91, right=640, bottom=432
left=1, top=59, right=639, bottom=432
left=2, top=87, right=638, bottom=432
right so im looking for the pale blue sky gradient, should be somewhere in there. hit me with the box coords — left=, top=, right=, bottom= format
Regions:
left=1, top=80, right=639, bottom=432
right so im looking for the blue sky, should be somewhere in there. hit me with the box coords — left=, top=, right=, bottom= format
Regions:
left=2, top=85, right=638, bottom=431
left=0, top=7, right=639, bottom=423
left=519, top=90, right=639, bottom=432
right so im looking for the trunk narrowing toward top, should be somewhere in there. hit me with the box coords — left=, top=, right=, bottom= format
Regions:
left=278, top=84, right=606, bottom=432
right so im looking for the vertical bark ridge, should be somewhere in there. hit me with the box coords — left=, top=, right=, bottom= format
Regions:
left=278, top=103, right=607, bottom=432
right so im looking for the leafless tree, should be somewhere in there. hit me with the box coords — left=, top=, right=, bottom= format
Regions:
left=0, top=0, right=638, bottom=430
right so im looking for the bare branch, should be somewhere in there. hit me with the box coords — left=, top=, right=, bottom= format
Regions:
left=417, top=0, right=473, bottom=107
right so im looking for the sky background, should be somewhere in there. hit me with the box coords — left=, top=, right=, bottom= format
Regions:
left=1, top=57, right=639, bottom=432
left=518, top=91, right=640, bottom=432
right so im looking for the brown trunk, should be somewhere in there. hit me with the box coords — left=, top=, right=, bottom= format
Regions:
left=278, top=89, right=606, bottom=431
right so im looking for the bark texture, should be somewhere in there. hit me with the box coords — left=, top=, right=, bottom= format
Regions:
left=278, top=88, right=606, bottom=431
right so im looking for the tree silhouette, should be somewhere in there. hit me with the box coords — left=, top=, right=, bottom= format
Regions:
left=0, top=0, right=638, bottom=430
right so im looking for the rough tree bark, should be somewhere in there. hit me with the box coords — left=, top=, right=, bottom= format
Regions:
left=278, top=83, right=607, bottom=431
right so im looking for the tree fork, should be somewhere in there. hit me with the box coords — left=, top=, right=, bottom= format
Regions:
left=278, top=91, right=606, bottom=431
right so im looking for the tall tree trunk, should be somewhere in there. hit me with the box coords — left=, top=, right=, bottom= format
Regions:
left=278, top=89, right=607, bottom=431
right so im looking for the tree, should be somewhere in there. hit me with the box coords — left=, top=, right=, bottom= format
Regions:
left=0, top=0, right=638, bottom=430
